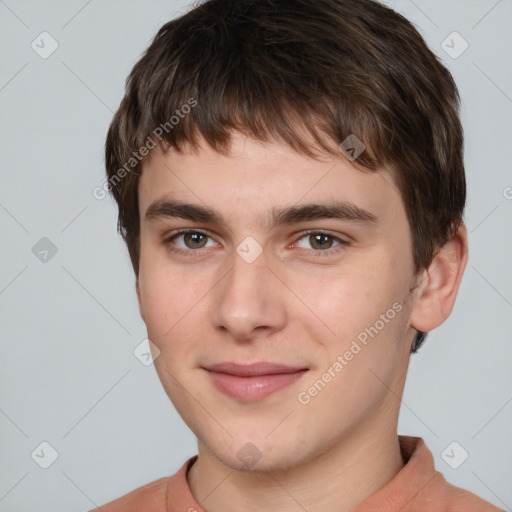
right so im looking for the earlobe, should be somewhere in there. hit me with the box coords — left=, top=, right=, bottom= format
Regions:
left=409, top=224, right=468, bottom=334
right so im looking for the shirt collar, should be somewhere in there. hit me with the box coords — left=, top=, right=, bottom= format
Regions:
left=166, top=436, right=441, bottom=512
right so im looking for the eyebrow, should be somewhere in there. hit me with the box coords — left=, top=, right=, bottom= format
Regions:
left=144, top=199, right=378, bottom=229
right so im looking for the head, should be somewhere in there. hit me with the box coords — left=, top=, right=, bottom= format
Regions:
left=105, top=0, right=468, bottom=471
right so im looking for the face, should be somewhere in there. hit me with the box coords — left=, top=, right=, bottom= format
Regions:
left=136, top=132, right=420, bottom=472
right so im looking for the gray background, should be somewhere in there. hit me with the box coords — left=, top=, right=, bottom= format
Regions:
left=0, top=0, right=511, bottom=510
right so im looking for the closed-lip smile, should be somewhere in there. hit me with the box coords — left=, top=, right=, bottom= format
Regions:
left=203, top=362, right=309, bottom=400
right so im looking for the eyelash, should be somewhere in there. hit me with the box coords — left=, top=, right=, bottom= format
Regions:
left=163, top=229, right=348, bottom=258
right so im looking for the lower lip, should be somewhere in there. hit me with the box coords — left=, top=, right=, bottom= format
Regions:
left=206, top=370, right=308, bottom=401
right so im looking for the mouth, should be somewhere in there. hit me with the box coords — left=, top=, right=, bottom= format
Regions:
left=202, top=362, right=309, bottom=401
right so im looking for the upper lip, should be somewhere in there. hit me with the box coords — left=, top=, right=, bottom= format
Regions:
left=204, top=362, right=308, bottom=377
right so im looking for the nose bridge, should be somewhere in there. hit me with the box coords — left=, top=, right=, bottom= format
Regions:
left=210, top=244, right=287, bottom=339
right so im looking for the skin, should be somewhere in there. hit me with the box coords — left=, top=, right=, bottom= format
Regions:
left=135, top=132, right=468, bottom=512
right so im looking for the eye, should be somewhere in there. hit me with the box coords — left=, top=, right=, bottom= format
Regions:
left=164, top=229, right=217, bottom=252
left=163, top=229, right=348, bottom=258
left=294, top=231, right=347, bottom=256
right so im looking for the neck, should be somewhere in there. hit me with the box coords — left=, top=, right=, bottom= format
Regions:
left=187, top=425, right=405, bottom=512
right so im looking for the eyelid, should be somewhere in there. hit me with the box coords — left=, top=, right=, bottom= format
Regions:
left=293, top=229, right=350, bottom=243
left=290, top=229, right=349, bottom=255
left=164, top=228, right=218, bottom=248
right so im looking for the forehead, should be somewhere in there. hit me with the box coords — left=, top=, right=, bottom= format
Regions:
left=138, top=133, right=403, bottom=227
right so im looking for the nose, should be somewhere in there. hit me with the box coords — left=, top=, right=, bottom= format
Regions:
left=209, top=246, right=288, bottom=341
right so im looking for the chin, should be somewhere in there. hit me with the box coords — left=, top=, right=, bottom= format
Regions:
left=209, top=434, right=306, bottom=474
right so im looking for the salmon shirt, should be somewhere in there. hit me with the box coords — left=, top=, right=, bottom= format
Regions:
left=92, top=436, right=504, bottom=512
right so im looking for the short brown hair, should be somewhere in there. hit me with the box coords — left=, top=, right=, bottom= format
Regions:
left=105, top=0, right=465, bottom=352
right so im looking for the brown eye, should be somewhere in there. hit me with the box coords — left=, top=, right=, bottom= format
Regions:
left=309, top=233, right=335, bottom=250
left=182, top=232, right=208, bottom=249
left=165, top=230, right=216, bottom=252
left=294, top=231, right=347, bottom=257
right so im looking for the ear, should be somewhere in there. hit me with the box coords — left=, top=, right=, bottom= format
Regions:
left=409, top=223, right=468, bottom=333
left=135, top=278, right=145, bottom=322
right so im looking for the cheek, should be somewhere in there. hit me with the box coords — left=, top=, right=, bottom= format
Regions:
left=293, top=258, right=401, bottom=336
left=138, top=265, right=191, bottom=344
left=138, top=267, right=216, bottom=380
left=139, top=241, right=190, bottom=321
left=293, top=256, right=411, bottom=384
